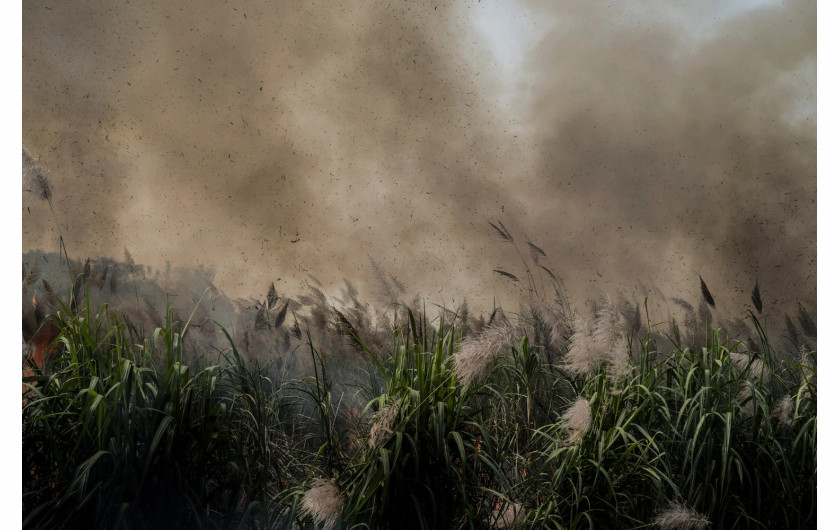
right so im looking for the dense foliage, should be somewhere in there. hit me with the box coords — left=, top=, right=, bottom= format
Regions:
left=22, top=283, right=816, bottom=529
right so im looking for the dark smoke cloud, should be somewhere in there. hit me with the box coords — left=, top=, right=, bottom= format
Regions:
left=516, top=0, right=815, bottom=315
left=22, top=0, right=815, bottom=325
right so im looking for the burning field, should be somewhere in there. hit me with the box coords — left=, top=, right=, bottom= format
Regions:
left=21, top=240, right=817, bottom=528
left=23, top=0, right=815, bottom=528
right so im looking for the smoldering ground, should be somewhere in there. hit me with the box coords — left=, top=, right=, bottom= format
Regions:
left=23, top=0, right=815, bottom=329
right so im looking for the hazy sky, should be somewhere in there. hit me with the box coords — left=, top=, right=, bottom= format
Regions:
left=22, top=0, right=815, bottom=319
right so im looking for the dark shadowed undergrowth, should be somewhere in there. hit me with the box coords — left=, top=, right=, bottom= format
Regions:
left=22, top=276, right=816, bottom=529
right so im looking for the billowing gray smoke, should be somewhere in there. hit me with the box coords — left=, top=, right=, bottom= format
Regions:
left=23, top=0, right=815, bottom=327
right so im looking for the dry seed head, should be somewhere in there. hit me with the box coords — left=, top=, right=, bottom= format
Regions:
left=653, top=502, right=711, bottom=529
left=797, top=304, right=816, bottom=338
left=368, top=397, right=402, bottom=448
left=561, top=397, right=591, bottom=445
left=23, top=148, right=53, bottom=203
left=489, top=501, right=525, bottom=529
left=455, top=324, right=519, bottom=386
left=22, top=339, right=35, bottom=362
left=592, top=298, right=620, bottom=353
left=798, top=346, right=815, bottom=400
left=527, top=240, right=547, bottom=262
left=124, top=248, right=137, bottom=274
left=301, top=479, right=344, bottom=530
left=266, top=282, right=279, bottom=309
left=23, top=262, right=41, bottom=288
left=564, top=313, right=596, bottom=375
left=730, top=352, right=764, bottom=383
left=672, top=298, right=697, bottom=330
left=784, top=314, right=799, bottom=347
left=799, top=346, right=815, bottom=372
left=699, top=276, right=716, bottom=308
left=254, top=301, right=270, bottom=331
left=529, top=299, right=568, bottom=348
left=619, top=298, right=642, bottom=333
left=771, top=395, right=793, bottom=428
left=751, top=281, right=763, bottom=314
left=549, top=319, right=569, bottom=350
left=607, top=338, right=632, bottom=383
left=41, top=279, right=55, bottom=297
left=736, top=386, right=757, bottom=417
left=369, top=258, right=405, bottom=305
left=565, top=310, right=617, bottom=376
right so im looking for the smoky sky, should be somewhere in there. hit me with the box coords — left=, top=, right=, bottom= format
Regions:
left=22, top=0, right=815, bottom=321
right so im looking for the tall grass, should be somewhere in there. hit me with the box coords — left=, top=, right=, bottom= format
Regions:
left=22, top=273, right=816, bottom=529
left=22, top=289, right=303, bottom=528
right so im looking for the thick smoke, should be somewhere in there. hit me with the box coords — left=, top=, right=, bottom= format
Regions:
left=516, top=0, right=815, bottom=314
left=23, top=0, right=815, bottom=325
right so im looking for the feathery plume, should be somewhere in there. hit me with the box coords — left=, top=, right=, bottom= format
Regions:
left=529, top=299, right=568, bottom=348
left=488, top=220, right=514, bottom=242
left=493, top=269, right=519, bottom=282
left=23, top=148, right=53, bottom=203
left=341, top=279, right=360, bottom=306
left=736, top=386, right=757, bottom=416
left=565, top=307, right=622, bottom=376
left=332, top=307, right=365, bottom=354
left=631, top=303, right=641, bottom=332
left=798, top=346, right=815, bottom=401
left=799, top=347, right=815, bottom=372
left=487, top=306, right=498, bottom=327
left=670, top=317, right=682, bottom=346
left=255, top=301, right=270, bottom=331
left=291, top=313, right=302, bottom=340
left=797, top=303, right=816, bottom=338
left=564, top=313, right=597, bottom=375
left=41, top=279, right=54, bottom=298
left=304, top=282, right=329, bottom=306
left=369, top=258, right=405, bottom=304
left=619, top=298, right=642, bottom=334
left=697, top=302, right=712, bottom=330
left=23, top=262, right=41, bottom=288
left=527, top=240, right=547, bottom=263
left=592, top=298, right=620, bottom=353
left=275, top=299, right=289, bottom=329
left=301, top=479, right=344, bottom=530
left=561, top=397, right=591, bottom=445
left=784, top=314, right=799, bottom=349
left=94, top=264, right=107, bottom=290
left=455, top=324, right=518, bottom=386
left=671, top=298, right=697, bottom=331
left=368, top=397, right=402, bottom=448
left=699, top=276, right=715, bottom=308
left=730, top=352, right=764, bottom=383
left=70, top=259, right=91, bottom=313
left=459, top=299, right=470, bottom=327
left=731, top=351, right=764, bottom=416
left=751, top=281, right=762, bottom=314
left=124, top=248, right=137, bottom=274
left=539, top=264, right=558, bottom=282
left=771, top=396, right=793, bottom=428
left=607, top=339, right=632, bottom=383
left=653, top=502, right=711, bottom=529
left=266, top=282, right=279, bottom=309
left=489, top=501, right=525, bottom=529
left=497, top=220, right=514, bottom=240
